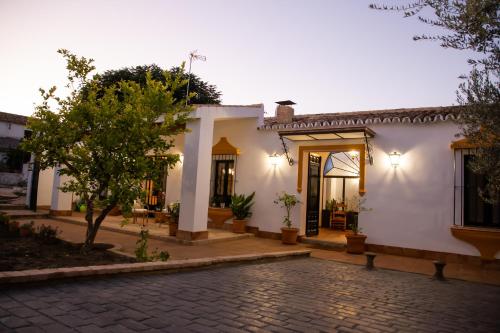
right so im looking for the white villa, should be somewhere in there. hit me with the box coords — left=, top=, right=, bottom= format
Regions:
left=30, top=102, right=500, bottom=262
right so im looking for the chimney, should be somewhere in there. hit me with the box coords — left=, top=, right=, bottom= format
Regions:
left=275, top=100, right=295, bottom=124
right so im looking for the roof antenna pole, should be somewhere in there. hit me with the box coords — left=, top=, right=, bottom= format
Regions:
left=185, top=50, right=206, bottom=106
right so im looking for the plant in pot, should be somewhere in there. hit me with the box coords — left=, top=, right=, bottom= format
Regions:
left=212, top=195, right=221, bottom=208
left=345, top=195, right=370, bottom=254
left=322, top=198, right=336, bottom=228
left=8, top=220, right=20, bottom=236
left=19, top=221, right=35, bottom=237
left=230, top=192, right=255, bottom=234
left=167, top=202, right=180, bottom=237
left=274, top=192, right=301, bottom=244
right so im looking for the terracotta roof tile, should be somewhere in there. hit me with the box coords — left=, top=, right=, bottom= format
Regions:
left=0, top=112, right=28, bottom=126
left=261, top=106, right=462, bottom=130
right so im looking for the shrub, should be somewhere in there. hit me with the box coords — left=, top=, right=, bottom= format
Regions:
left=135, top=229, right=169, bottom=262
left=230, top=192, right=255, bottom=220
left=274, top=192, right=301, bottom=228
left=167, top=202, right=180, bottom=223
left=35, top=224, right=61, bottom=244
left=8, top=220, right=20, bottom=236
left=0, top=214, right=10, bottom=226
left=19, top=221, right=35, bottom=237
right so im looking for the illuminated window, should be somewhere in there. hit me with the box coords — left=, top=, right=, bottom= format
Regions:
left=210, top=154, right=236, bottom=207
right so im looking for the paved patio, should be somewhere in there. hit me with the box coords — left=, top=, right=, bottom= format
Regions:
left=52, top=212, right=253, bottom=245
left=1, top=258, right=500, bottom=332
left=12, top=217, right=500, bottom=286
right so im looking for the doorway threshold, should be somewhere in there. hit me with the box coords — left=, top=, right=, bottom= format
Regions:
left=300, top=235, right=346, bottom=250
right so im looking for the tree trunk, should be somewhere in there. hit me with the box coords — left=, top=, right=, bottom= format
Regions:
left=82, top=201, right=117, bottom=253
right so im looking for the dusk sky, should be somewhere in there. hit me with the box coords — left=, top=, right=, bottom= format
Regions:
left=0, top=0, right=474, bottom=117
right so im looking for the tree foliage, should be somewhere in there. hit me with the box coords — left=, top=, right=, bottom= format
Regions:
left=90, top=64, right=222, bottom=105
left=370, top=0, right=500, bottom=202
left=23, top=49, right=192, bottom=250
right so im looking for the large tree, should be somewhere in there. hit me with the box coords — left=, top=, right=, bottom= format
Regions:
left=23, top=50, right=192, bottom=250
left=91, top=64, right=222, bottom=105
left=370, top=0, right=499, bottom=202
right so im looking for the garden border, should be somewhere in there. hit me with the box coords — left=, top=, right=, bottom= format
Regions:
left=0, top=249, right=311, bottom=284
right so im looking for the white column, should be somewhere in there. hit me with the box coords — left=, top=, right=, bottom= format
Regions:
left=50, top=166, right=73, bottom=216
left=177, top=117, right=214, bottom=240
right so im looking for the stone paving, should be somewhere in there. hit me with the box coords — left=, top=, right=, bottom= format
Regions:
left=1, top=258, right=500, bottom=333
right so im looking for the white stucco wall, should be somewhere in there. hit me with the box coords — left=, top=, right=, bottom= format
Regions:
left=0, top=122, right=25, bottom=139
left=360, top=121, right=486, bottom=257
left=37, top=167, right=54, bottom=207
left=163, top=114, right=487, bottom=257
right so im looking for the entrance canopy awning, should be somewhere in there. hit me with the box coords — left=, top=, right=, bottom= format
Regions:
left=278, top=126, right=375, bottom=141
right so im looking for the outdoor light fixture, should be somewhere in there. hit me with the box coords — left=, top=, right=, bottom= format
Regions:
left=389, top=151, right=401, bottom=168
left=348, top=150, right=359, bottom=159
left=179, top=154, right=184, bottom=164
left=269, top=153, right=281, bottom=166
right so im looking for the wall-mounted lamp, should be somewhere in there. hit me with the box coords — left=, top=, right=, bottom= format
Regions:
left=269, top=153, right=281, bottom=166
left=179, top=153, right=184, bottom=164
left=388, top=151, right=401, bottom=168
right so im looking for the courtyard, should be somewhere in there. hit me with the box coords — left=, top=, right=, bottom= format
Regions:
left=1, top=258, right=500, bottom=332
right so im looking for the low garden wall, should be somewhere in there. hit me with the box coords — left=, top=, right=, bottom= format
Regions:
left=0, top=172, right=25, bottom=186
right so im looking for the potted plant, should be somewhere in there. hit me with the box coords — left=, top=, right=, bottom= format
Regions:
left=345, top=195, right=370, bottom=254
left=167, top=202, right=180, bottom=237
left=322, top=198, right=336, bottom=228
left=274, top=192, right=301, bottom=244
left=19, top=221, right=35, bottom=237
left=211, top=195, right=221, bottom=208
left=230, top=192, right=255, bottom=233
left=8, top=220, right=20, bottom=236
left=75, top=198, right=87, bottom=213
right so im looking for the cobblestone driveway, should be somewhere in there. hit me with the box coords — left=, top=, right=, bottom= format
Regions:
left=1, top=258, right=499, bottom=333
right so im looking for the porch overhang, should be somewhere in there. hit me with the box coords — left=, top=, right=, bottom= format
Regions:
left=278, top=126, right=375, bottom=141
left=278, top=127, right=374, bottom=196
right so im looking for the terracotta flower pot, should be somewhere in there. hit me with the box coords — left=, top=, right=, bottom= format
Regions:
left=345, top=233, right=367, bottom=254
left=232, top=219, right=247, bottom=234
left=108, top=206, right=122, bottom=216
left=19, top=228, right=32, bottom=237
left=281, top=227, right=299, bottom=245
left=9, top=221, right=19, bottom=234
left=169, top=221, right=178, bottom=237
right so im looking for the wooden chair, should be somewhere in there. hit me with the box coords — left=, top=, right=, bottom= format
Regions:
left=132, top=200, right=148, bottom=225
left=331, top=210, right=347, bottom=231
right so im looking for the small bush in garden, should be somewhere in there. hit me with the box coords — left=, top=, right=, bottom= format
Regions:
left=0, top=214, right=10, bottom=226
left=35, top=224, right=61, bottom=244
left=135, top=229, right=169, bottom=262
left=8, top=221, right=20, bottom=236
left=19, top=221, right=35, bottom=237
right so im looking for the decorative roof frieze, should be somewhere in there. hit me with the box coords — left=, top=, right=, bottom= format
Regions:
left=260, top=106, right=461, bottom=131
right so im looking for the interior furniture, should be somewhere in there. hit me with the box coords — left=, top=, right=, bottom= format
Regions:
left=331, top=210, right=347, bottom=231
left=132, top=200, right=148, bottom=225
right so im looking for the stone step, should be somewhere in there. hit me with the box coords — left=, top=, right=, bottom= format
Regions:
left=0, top=204, right=27, bottom=210
left=0, top=210, right=50, bottom=220
left=299, top=237, right=346, bottom=250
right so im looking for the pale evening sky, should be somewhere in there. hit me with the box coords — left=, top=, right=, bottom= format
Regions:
left=0, top=0, right=474, bottom=117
